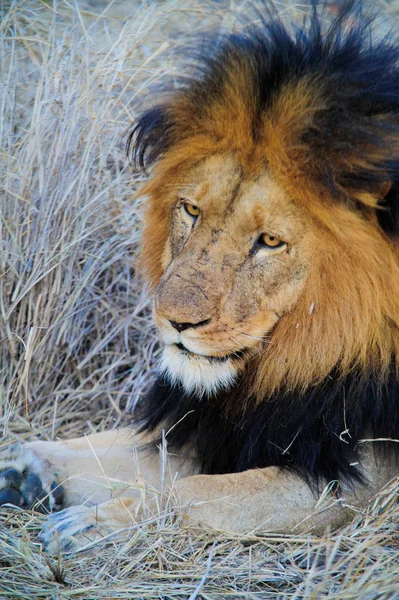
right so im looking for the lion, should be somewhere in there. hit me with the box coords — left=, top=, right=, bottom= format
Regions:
left=1, top=2, right=399, bottom=553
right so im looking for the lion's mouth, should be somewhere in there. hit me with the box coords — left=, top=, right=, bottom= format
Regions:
left=174, top=342, right=246, bottom=363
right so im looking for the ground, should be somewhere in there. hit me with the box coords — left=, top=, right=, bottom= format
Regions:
left=0, top=0, right=399, bottom=597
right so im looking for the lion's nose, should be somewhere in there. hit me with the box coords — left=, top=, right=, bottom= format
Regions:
left=169, top=319, right=211, bottom=332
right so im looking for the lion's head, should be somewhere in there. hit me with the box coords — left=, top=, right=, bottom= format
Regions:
left=129, top=3, right=399, bottom=400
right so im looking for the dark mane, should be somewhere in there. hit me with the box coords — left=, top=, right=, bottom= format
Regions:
left=140, top=369, right=399, bottom=487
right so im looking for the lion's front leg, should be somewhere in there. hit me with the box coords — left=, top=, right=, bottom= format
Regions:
left=0, top=427, right=198, bottom=551
left=39, top=467, right=322, bottom=553
left=174, top=467, right=355, bottom=533
left=18, top=427, right=196, bottom=506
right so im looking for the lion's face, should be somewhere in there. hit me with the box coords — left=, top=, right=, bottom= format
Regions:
left=152, top=154, right=317, bottom=394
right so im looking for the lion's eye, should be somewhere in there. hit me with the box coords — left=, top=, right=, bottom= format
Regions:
left=258, top=234, right=286, bottom=250
left=183, top=202, right=200, bottom=219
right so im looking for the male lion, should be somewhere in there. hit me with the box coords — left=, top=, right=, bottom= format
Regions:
left=1, top=2, right=399, bottom=552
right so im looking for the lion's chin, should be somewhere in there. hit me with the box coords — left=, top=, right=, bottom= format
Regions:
left=159, top=343, right=240, bottom=396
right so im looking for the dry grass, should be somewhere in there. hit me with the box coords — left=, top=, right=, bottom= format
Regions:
left=0, top=0, right=399, bottom=597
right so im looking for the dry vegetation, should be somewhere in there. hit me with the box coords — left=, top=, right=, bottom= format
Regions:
left=0, top=0, right=399, bottom=597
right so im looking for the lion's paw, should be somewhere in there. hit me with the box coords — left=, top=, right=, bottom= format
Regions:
left=40, top=497, right=142, bottom=554
left=40, top=505, right=106, bottom=553
left=0, top=442, right=64, bottom=513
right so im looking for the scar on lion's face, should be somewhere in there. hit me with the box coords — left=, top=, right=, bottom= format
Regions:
left=152, top=154, right=318, bottom=395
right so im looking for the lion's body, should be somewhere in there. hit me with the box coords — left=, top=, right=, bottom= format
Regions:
left=1, top=2, right=399, bottom=551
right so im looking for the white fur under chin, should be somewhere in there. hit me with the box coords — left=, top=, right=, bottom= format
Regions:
left=159, top=344, right=238, bottom=396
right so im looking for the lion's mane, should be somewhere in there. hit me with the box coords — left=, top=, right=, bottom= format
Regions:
left=130, top=2, right=399, bottom=485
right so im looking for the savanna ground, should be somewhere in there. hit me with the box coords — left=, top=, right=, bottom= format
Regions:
left=0, top=0, right=399, bottom=598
